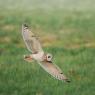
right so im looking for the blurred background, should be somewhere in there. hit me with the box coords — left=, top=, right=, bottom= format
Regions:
left=0, top=0, right=95, bottom=95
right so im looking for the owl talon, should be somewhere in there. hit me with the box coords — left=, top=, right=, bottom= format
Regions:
left=24, top=55, right=32, bottom=62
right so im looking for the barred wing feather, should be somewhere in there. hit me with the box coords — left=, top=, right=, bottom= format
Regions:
left=22, top=24, right=43, bottom=54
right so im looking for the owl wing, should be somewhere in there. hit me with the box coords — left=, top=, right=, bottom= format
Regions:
left=22, top=24, right=44, bottom=54
left=38, top=61, right=70, bottom=82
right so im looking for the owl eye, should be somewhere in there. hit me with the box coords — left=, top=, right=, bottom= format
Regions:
left=48, top=56, right=51, bottom=58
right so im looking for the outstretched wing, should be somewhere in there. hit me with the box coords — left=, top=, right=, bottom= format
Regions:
left=22, top=24, right=43, bottom=54
left=38, top=61, right=70, bottom=82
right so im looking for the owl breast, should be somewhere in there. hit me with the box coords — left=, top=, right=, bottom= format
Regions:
left=31, top=51, right=44, bottom=61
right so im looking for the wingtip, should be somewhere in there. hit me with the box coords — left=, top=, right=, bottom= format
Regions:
left=23, top=23, right=28, bottom=28
left=65, top=79, right=71, bottom=83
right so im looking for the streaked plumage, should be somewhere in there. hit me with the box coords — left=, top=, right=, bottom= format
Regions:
left=22, top=24, right=43, bottom=54
left=21, top=24, right=70, bottom=82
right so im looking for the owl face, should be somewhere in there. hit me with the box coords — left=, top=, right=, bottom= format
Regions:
left=46, top=53, right=53, bottom=62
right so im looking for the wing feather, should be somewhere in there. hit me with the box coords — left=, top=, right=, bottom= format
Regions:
left=38, top=61, right=70, bottom=82
left=22, top=24, right=43, bottom=53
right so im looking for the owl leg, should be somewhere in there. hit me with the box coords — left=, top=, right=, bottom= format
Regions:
left=24, top=55, right=32, bottom=62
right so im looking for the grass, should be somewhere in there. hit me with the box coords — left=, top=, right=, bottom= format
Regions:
left=0, top=2, right=95, bottom=95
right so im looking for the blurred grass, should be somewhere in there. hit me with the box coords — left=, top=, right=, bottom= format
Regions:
left=0, top=2, right=95, bottom=95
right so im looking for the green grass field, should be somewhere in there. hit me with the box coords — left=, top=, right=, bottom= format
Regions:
left=0, top=0, right=95, bottom=95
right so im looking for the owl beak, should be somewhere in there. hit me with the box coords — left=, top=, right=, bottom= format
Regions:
left=42, top=54, right=47, bottom=62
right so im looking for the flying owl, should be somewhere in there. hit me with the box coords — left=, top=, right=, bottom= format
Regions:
left=21, top=24, right=70, bottom=82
